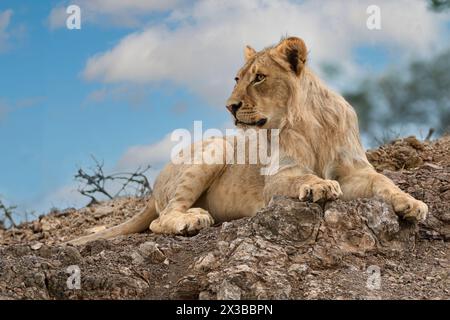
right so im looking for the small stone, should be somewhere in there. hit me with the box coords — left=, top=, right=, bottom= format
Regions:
left=30, top=243, right=43, bottom=251
left=194, top=253, right=216, bottom=271
left=422, top=162, right=442, bottom=170
left=87, top=225, right=107, bottom=234
left=32, top=221, right=42, bottom=233
left=217, top=241, right=229, bottom=254
left=198, top=291, right=214, bottom=300
left=93, top=207, right=112, bottom=219
left=58, top=246, right=83, bottom=265
left=288, top=263, right=308, bottom=279
left=41, top=219, right=61, bottom=232
left=217, top=280, right=241, bottom=300
left=138, top=241, right=166, bottom=263
left=131, top=251, right=144, bottom=265
left=221, top=222, right=232, bottom=231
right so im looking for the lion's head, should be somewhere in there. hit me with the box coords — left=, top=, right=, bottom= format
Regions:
left=226, top=37, right=308, bottom=129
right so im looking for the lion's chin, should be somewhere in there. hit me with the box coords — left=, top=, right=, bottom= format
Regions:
left=234, top=118, right=267, bottom=128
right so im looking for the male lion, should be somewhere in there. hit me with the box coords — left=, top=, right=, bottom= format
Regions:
left=69, top=37, right=427, bottom=245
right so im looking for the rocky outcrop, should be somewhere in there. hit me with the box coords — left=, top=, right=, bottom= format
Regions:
left=0, top=136, right=449, bottom=300
left=0, top=196, right=448, bottom=300
left=367, top=136, right=450, bottom=241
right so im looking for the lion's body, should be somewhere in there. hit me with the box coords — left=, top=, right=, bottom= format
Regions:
left=69, top=37, right=427, bottom=245
left=155, top=161, right=265, bottom=223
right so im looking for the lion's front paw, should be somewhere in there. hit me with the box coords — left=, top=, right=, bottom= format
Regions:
left=298, top=179, right=342, bottom=203
left=150, top=208, right=214, bottom=236
left=391, top=193, right=428, bottom=222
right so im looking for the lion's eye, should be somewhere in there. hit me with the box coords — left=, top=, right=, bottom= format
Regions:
left=254, top=74, right=266, bottom=84
left=234, top=77, right=239, bottom=83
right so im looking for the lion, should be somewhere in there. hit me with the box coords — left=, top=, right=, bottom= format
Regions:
left=68, top=36, right=428, bottom=245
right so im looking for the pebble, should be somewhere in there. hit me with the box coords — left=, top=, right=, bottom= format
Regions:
left=30, top=243, right=43, bottom=250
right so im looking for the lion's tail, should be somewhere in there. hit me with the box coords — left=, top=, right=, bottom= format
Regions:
left=66, top=196, right=158, bottom=246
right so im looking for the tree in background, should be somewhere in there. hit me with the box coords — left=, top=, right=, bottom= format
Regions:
left=428, top=0, right=450, bottom=12
left=341, top=0, right=450, bottom=146
left=344, top=48, right=450, bottom=145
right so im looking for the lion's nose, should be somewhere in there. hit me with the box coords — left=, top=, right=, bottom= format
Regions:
left=226, top=101, right=242, bottom=115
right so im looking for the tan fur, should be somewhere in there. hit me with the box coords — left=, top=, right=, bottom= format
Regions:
left=68, top=37, right=427, bottom=246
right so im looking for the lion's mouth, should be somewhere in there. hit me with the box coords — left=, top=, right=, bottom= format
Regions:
left=234, top=118, right=267, bottom=127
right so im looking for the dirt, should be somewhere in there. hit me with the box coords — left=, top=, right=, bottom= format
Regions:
left=0, top=136, right=449, bottom=300
left=367, top=135, right=450, bottom=171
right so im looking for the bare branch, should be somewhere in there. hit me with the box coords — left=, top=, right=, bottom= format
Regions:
left=425, top=128, right=435, bottom=141
left=0, top=199, right=18, bottom=228
left=75, top=157, right=152, bottom=205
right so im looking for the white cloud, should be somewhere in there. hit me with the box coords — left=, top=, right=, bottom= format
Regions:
left=116, top=119, right=239, bottom=172
left=0, top=9, right=13, bottom=52
left=117, top=133, right=177, bottom=170
left=82, top=0, right=450, bottom=105
left=47, top=6, right=67, bottom=31
left=47, top=0, right=183, bottom=29
left=0, top=96, right=45, bottom=123
left=85, top=85, right=148, bottom=108
left=84, top=0, right=182, bottom=13
left=116, top=119, right=239, bottom=174
left=38, top=183, right=88, bottom=211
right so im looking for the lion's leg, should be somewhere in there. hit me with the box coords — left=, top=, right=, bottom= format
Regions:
left=150, top=162, right=225, bottom=235
left=337, top=166, right=428, bottom=221
left=264, top=166, right=342, bottom=204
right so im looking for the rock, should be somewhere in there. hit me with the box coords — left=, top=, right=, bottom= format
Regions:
left=385, top=168, right=450, bottom=240
left=194, top=253, right=217, bottom=272
left=0, top=193, right=448, bottom=299
left=58, top=246, right=83, bottom=265
left=0, top=136, right=449, bottom=300
left=93, top=207, right=112, bottom=219
left=32, top=221, right=42, bottom=233
left=138, top=241, right=166, bottom=263
left=171, top=275, right=199, bottom=299
left=288, top=263, right=309, bottom=279
left=131, top=251, right=145, bottom=265
left=87, top=225, right=107, bottom=234
left=41, top=219, right=61, bottom=232
left=217, top=280, right=242, bottom=300
left=30, top=243, right=43, bottom=251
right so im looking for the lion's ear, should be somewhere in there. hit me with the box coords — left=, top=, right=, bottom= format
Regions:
left=273, top=37, right=307, bottom=76
left=244, top=45, right=256, bottom=61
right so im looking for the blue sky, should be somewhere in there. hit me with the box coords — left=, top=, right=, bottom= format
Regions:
left=0, top=0, right=449, bottom=217
left=0, top=0, right=228, bottom=214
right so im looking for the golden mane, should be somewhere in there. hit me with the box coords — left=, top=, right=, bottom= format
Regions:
left=280, top=66, right=370, bottom=178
